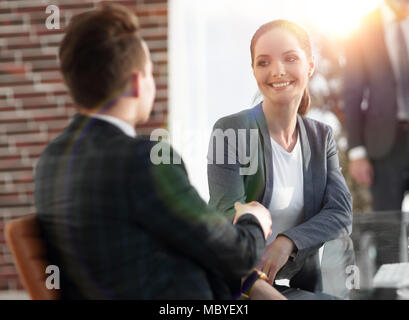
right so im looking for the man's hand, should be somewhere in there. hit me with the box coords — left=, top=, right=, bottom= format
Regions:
left=257, top=235, right=295, bottom=285
left=249, top=279, right=287, bottom=300
left=233, top=201, right=272, bottom=240
left=349, top=158, right=373, bottom=186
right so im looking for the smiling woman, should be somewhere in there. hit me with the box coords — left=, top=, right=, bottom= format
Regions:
left=207, top=19, right=353, bottom=300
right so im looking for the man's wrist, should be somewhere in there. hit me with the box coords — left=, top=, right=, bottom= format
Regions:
left=240, top=269, right=268, bottom=299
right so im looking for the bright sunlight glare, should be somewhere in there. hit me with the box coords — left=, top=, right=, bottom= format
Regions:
left=303, top=0, right=383, bottom=39
left=195, top=0, right=385, bottom=39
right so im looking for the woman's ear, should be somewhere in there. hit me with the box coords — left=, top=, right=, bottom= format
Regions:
left=308, top=57, right=315, bottom=78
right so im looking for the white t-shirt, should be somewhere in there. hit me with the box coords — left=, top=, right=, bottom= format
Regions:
left=267, top=132, right=304, bottom=246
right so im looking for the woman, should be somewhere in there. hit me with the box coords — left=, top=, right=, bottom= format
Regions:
left=207, top=20, right=353, bottom=297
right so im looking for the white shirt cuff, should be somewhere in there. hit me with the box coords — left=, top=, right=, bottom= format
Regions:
left=348, top=146, right=368, bottom=160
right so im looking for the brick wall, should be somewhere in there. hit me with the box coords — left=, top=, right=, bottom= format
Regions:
left=0, top=0, right=168, bottom=292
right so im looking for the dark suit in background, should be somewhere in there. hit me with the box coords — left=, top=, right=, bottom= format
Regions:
left=34, top=114, right=266, bottom=299
left=343, top=3, right=409, bottom=210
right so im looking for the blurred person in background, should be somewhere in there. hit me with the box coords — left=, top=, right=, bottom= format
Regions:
left=34, top=3, right=278, bottom=299
left=343, top=0, right=409, bottom=211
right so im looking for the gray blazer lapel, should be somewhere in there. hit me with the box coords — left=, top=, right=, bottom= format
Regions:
left=297, top=114, right=314, bottom=220
left=251, top=104, right=273, bottom=208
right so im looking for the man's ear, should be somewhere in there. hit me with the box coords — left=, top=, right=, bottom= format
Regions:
left=131, top=72, right=140, bottom=98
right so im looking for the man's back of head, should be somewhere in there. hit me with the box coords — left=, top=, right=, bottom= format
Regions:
left=59, top=2, right=155, bottom=124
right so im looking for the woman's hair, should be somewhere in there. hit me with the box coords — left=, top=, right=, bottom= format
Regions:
left=59, top=3, right=147, bottom=109
left=250, top=20, right=312, bottom=115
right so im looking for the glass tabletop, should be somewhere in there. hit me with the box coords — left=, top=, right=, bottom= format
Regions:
left=319, top=211, right=409, bottom=300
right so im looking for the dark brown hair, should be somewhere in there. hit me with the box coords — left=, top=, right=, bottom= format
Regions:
left=250, top=20, right=312, bottom=115
left=59, top=3, right=147, bottom=109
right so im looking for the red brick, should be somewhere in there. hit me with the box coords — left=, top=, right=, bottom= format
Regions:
left=0, top=9, right=12, bottom=14
left=0, top=73, right=30, bottom=84
left=0, top=31, right=30, bottom=38
left=5, top=38, right=44, bottom=50
left=0, top=266, right=19, bottom=278
left=0, top=13, right=26, bottom=27
left=0, top=181, right=33, bottom=194
left=0, top=279, right=9, bottom=290
left=0, top=158, right=34, bottom=173
left=0, top=0, right=168, bottom=292
left=0, top=206, right=35, bottom=218
left=0, top=254, right=14, bottom=266
left=28, top=59, right=60, bottom=73
left=0, top=80, right=34, bottom=87
left=0, top=108, right=67, bottom=122
left=0, top=63, right=28, bottom=75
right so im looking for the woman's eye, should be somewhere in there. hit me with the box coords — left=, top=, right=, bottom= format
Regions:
left=286, top=56, right=298, bottom=62
left=257, top=60, right=269, bottom=66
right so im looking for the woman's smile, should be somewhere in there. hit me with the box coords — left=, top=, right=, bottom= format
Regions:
left=267, top=80, right=296, bottom=90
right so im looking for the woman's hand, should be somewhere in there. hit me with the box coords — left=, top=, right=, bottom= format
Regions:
left=257, top=235, right=296, bottom=284
left=249, top=279, right=287, bottom=300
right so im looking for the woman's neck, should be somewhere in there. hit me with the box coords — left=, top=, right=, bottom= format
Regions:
left=262, top=99, right=299, bottom=152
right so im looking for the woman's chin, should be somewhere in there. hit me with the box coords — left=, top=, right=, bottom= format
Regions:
left=265, top=96, right=294, bottom=107
left=263, top=92, right=303, bottom=109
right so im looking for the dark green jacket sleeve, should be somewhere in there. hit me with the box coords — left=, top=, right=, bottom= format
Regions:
left=134, top=141, right=266, bottom=280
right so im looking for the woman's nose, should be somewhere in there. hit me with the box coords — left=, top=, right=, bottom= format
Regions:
left=270, top=61, right=285, bottom=78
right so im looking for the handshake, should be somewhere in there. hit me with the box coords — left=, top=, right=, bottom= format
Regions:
left=233, top=201, right=272, bottom=240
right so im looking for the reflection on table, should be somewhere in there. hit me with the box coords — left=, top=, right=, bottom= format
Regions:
left=320, top=211, right=409, bottom=300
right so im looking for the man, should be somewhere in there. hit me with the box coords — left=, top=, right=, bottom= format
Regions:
left=343, top=0, right=409, bottom=211
left=34, top=3, right=276, bottom=299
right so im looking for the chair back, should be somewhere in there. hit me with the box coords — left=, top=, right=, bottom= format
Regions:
left=5, top=214, right=60, bottom=299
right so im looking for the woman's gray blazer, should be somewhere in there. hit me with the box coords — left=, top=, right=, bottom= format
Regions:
left=207, top=103, right=353, bottom=287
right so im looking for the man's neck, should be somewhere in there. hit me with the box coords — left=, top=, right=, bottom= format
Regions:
left=77, top=101, right=137, bottom=128
left=81, top=111, right=137, bottom=138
